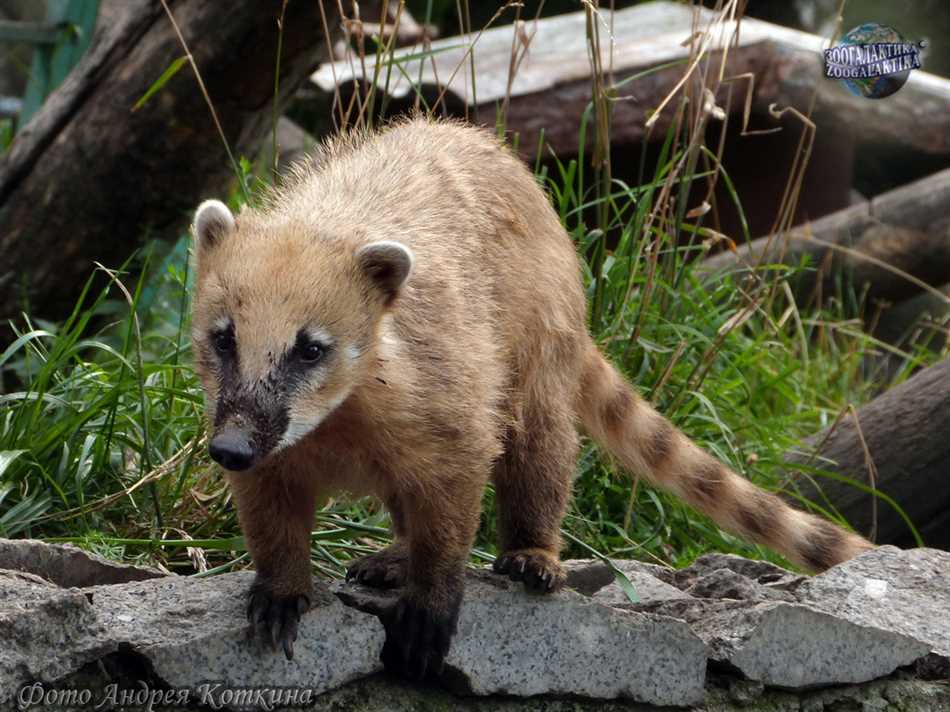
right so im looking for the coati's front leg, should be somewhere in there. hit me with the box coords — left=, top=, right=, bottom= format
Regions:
left=375, top=474, right=484, bottom=680
left=227, top=466, right=318, bottom=660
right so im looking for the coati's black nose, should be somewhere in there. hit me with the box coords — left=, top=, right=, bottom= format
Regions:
left=209, top=428, right=256, bottom=471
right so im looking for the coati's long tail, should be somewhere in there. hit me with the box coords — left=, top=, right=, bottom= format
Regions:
left=575, top=346, right=873, bottom=571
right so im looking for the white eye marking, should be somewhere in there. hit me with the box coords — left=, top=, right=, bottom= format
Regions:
left=213, top=316, right=232, bottom=332
left=305, top=327, right=335, bottom=348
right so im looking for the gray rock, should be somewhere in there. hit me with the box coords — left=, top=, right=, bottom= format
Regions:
left=797, top=546, right=950, bottom=662
left=0, top=568, right=384, bottom=709
left=562, top=558, right=684, bottom=604
left=673, top=553, right=803, bottom=591
left=685, top=568, right=796, bottom=602
left=562, top=558, right=617, bottom=595
left=0, top=538, right=166, bottom=587
left=0, top=569, right=107, bottom=707
left=90, top=572, right=384, bottom=696
left=685, top=600, right=927, bottom=688
left=592, top=568, right=690, bottom=606
left=2, top=545, right=943, bottom=708
left=339, top=569, right=708, bottom=707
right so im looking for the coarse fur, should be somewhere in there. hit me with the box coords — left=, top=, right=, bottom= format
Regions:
left=190, top=116, right=873, bottom=677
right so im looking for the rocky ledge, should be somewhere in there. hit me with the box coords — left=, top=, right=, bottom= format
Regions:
left=1, top=539, right=948, bottom=711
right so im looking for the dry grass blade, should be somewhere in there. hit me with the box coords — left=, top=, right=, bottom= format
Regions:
left=31, top=436, right=206, bottom=524
left=847, top=404, right=878, bottom=542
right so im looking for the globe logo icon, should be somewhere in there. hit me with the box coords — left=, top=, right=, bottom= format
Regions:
left=823, top=23, right=924, bottom=100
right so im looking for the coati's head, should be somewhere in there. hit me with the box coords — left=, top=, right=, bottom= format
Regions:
left=190, top=199, right=413, bottom=472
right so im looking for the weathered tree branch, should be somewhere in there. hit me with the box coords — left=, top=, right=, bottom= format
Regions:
left=701, top=168, right=950, bottom=304
left=0, top=0, right=334, bottom=323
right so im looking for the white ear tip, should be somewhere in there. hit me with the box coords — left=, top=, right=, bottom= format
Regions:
left=357, top=240, right=414, bottom=275
left=194, top=199, right=235, bottom=246
left=356, top=240, right=415, bottom=300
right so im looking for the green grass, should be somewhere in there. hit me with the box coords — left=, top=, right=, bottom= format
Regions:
left=0, top=1, right=940, bottom=576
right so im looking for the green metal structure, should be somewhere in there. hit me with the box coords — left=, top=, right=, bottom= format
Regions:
left=0, top=0, right=100, bottom=128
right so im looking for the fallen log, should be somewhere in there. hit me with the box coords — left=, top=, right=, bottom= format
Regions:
left=312, top=1, right=950, bottom=160
left=701, top=168, right=950, bottom=305
left=784, top=357, right=950, bottom=550
left=0, top=0, right=334, bottom=324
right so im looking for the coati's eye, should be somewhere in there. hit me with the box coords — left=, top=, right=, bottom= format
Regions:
left=213, top=329, right=235, bottom=355
left=299, top=342, right=325, bottom=364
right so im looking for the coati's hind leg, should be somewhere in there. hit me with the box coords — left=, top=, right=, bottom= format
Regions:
left=492, top=399, right=578, bottom=593
left=346, top=495, right=409, bottom=589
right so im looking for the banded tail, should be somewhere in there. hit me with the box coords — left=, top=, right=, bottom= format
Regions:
left=575, top=346, right=873, bottom=571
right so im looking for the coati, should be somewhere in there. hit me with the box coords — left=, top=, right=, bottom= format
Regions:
left=190, top=117, right=872, bottom=679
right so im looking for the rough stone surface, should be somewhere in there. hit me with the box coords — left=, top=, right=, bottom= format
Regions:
left=563, top=558, right=688, bottom=605
left=0, top=554, right=384, bottom=708
left=91, top=572, right=384, bottom=696
left=683, top=567, right=796, bottom=602
left=691, top=601, right=927, bottom=688
left=0, top=538, right=166, bottom=587
left=593, top=567, right=690, bottom=606
left=625, top=595, right=928, bottom=689
left=1, top=538, right=947, bottom=710
left=337, top=570, right=708, bottom=706
left=671, top=553, right=804, bottom=592
left=0, top=570, right=108, bottom=707
left=797, top=546, right=950, bottom=663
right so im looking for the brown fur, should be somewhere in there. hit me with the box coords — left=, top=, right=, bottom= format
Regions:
left=191, top=117, right=872, bottom=671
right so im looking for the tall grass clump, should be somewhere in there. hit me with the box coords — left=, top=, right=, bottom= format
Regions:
left=0, top=1, right=939, bottom=575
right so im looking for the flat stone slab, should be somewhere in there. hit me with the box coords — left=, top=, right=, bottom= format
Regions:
left=0, top=570, right=107, bottom=707
left=592, top=567, right=690, bottom=606
left=690, top=600, right=927, bottom=688
left=0, top=567, right=385, bottom=708
left=90, top=572, right=384, bottom=696
left=797, top=546, right=950, bottom=663
left=0, top=538, right=165, bottom=587
left=338, top=569, right=708, bottom=707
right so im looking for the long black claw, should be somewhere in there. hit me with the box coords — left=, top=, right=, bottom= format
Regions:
left=246, top=579, right=310, bottom=661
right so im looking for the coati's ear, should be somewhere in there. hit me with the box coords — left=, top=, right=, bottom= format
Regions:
left=356, top=240, right=415, bottom=304
left=193, top=199, right=235, bottom=251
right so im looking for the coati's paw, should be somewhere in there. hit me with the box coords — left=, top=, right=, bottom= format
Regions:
left=377, top=592, right=462, bottom=680
left=246, top=579, right=311, bottom=661
left=493, top=548, right=565, bottom=593
left=346, top=545, right=408, bottom=589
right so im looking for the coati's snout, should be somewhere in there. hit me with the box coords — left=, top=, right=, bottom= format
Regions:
left=190, top=199, right=415, bottom=470
left=208, top=425, right=255, bottom=471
